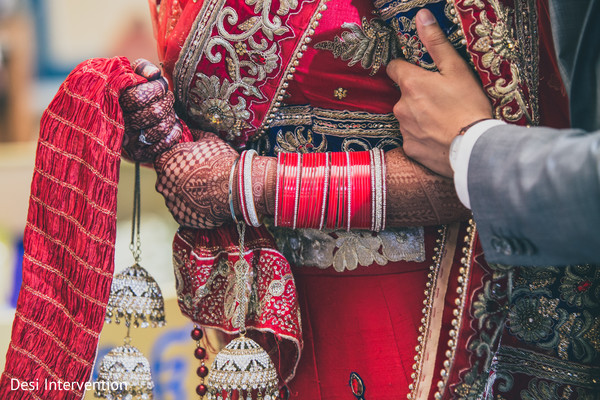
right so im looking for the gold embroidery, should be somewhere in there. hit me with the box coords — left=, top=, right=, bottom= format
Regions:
left=408, top=225, right=448, bottom=400
left=583, top=317, right=600, bottom=353
left=376, top=0, right=442, bottom=19
left=488, top=63, right=532, bottom=122
left=189, top=74, right=252, bottom=137
left=462, top=0, right=485, bottom=9
left=255, top=0, right=330, bottom=141
left=275, top=126, right=327, bottom=153
left=471, top=2, right=517, bottom=75
left=463, top=0, right=539, bottom=125
left=334, top=87, right=348, bottom=99
left=314, top=17, right=402, bottom=75
left=269, top=105, right=401, bottom=137
left=429, top=220, right=476, bottom=399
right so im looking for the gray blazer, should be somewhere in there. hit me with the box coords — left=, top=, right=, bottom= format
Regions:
left=467, top=0, right=600, bottom=265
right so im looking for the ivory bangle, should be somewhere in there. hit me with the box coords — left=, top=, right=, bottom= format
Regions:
left=242, top=149, right=261, bottom=227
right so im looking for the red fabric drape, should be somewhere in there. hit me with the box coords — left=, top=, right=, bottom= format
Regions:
left=0, top=57, right=145, bottom=400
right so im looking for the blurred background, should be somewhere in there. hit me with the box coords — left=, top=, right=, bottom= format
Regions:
left=0, top=1, right=203, bottom=398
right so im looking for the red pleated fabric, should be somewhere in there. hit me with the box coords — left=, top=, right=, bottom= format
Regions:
left=0, top=57, right=146, bottom=400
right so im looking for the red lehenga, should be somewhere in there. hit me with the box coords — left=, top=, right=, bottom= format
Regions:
left=150, top=0, right=599, bottom=398
left=1, top=0, right=598, bottom=399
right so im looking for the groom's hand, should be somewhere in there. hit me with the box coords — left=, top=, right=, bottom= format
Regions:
left=386, top=9, right=492, bottom=178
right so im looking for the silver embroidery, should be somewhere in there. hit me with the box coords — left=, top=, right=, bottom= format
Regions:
left=175, top=0, right=303, bottom=140
left=274, top=227, right=425, bottom=271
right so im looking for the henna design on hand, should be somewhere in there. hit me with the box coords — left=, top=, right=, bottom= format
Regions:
left=251, top=156, right=277, bottom=216
left=120, top=78, right=169, bottom=112
left=119, top=59, right=182, bottom=163
left=123, top=91, right=175, bottom=130
left=155, top=134, right=239, bottom=229
left=385, top=147, right=470, bottom=226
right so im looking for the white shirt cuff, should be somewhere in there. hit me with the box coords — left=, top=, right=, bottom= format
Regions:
left=450, top=119, right=506, bottom=209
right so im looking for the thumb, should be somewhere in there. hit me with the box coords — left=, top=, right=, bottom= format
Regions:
left=132, top=58, right=162, bottom=80
left=386, top=58, right=423, bottom=89
left=416, top=9, right=464, bottom=73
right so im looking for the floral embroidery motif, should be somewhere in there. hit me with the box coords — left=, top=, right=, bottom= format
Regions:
left=275, top=127, right=327, bottom=153
left=314, top=17, right=402, bottom=75
left=273, top=226, right=425, bottom=271
left=189, top=74, right=252, bottom=137
left=174, top=0, right=315, bottom=143
left=333, top=87, right=348, bottom=99
left=471, top=3, right=518, bottom=75
left=508, top=297, right=554, bottom=342
left=461, top=0, right=539, bottom=124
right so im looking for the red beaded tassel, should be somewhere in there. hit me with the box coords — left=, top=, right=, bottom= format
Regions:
left=192, top=326, right=209, bottom=398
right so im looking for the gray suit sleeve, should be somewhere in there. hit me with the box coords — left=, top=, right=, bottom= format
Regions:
left=468, top=124, right=600, bottom=266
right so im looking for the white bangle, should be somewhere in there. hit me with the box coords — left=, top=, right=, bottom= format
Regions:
left=242, top=149, right=261, bottom=227
left=319, top=152, right=330, bottom=230
left=380, top=149, right=387, bottom=231
left=372, top=149, right=383, bottom=232
left=228, top=157, right=240, bottom=224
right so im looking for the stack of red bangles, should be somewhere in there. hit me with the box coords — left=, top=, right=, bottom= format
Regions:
left=275, top=149, right=386, bottom=231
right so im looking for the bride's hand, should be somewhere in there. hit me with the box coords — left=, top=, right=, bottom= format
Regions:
left=119, top=59, right=182, bottom=162
left=154, top=131, right=239, bottom=229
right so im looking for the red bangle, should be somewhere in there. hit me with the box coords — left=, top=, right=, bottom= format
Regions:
left=292, top=153, right=302, bottom=229
left=345, top=152, right=352, bottom=231
left=326, top=153, right=338, bottom=229
left=275, top=152, right=283, bottom=226
left=307, top=153, right=320, bottom=229
left=284, top=153, right=298, bottom=228
left=280, top=152, right=292, bottom=228
left=314, top=152, right=327, bottom=229
left=337, top=152, right=346, bottom=230
left=347, top=151, right=361, bottom=229
left=298, top=152, right=312, bottom=228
